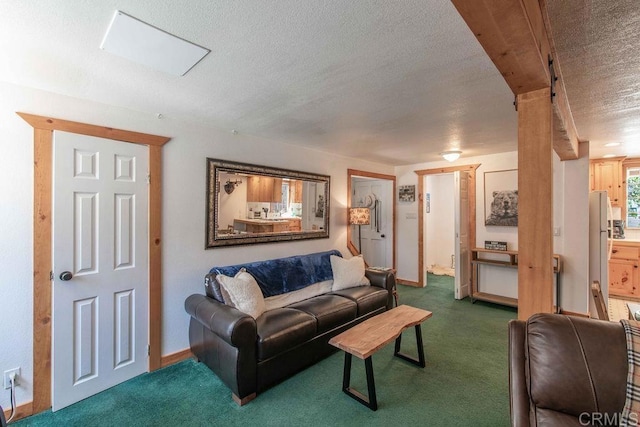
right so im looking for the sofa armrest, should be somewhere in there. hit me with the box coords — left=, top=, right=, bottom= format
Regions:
left=185, top=294, right=256, bottom=348
left=365, top=269, right=396, bottom=309
left=365, top=268, right=395, bottom=291
left=508, top=319, right=530, bottom=427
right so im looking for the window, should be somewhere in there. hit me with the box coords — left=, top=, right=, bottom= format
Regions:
left=627, top=167, right=640, bottom=228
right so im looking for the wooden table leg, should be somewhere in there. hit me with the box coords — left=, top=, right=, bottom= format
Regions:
left=394, top=324, right=425, bottom=368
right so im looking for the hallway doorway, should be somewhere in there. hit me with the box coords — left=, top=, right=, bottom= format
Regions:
left=415, top=164, right=479, bottom=294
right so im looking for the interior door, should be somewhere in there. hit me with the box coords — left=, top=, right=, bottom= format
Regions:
left=52, top=131, right=149, bottom=410
left=352, top=179, right=393, bottom=267
left=454, top=171, right=471, bottom=299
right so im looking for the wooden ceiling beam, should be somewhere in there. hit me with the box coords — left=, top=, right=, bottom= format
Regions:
left=451, top=0, right=579, bottom=160
left=540, top=0, right=580, bottom=160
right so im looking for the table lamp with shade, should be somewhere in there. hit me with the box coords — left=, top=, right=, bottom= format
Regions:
left=349, top=207, right=370, bottom=254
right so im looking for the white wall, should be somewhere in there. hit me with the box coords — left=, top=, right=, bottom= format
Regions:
left=396, top=151, right=519, bottom=284
left=218, top=172, right=248, bottom=227
left=425, top=174, right=455, bottom=269
left=395, top=149, right=590, bottom=314
left=558, top=142, right=590, bottom=313
left=0, top=81, right=393, bottom=409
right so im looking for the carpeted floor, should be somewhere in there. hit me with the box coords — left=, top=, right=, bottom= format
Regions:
left=15, top=274, right=516, bottom=426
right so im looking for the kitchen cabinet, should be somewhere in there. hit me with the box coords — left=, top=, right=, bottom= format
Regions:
left=247, top=176, right=283, bottom=203
left=590, top=158, right=624, bottom=206
left=233, top=219, right=289, bottom=233
left=609, top=244, right=640, bottom=298
left=287, top=218, right=301, bottom=231
left=289, top=180, right=303, bottom=203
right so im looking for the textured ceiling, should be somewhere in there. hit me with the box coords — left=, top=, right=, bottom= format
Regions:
left=5, top=1, right=636, bottom=165
left=546, top=0, right=640, bottom=159
left=0, top=0, right=518, bottom=165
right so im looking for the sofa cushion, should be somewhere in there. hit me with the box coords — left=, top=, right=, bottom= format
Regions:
left=533, top=408, right=585, bottom=426
left=209, top=250, right=341, bottom=298
left=256, top=308, right=318, bottom=361
left=288, top=295, right=357, bottom=333
left=216, top=269, right=266, bottom=319
left=331, top=286, right=388, bottom=316
left=330, top=255, right=370, bottom=291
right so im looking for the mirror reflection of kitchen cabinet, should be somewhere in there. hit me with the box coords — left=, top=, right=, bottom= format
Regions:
left=247, top=176, right=283, bottom=202
left=590, top=158, right=624, bottom=206
left=288, top=218, right=301, bottom=231
left=289, top=180, right=303, bottom=203
left=272, top=178, right=282, bottom=202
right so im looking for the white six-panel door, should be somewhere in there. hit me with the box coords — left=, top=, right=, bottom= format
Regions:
left=52, top=131, right=149, bottom=410
left=352, top=179, right=393, bottom=268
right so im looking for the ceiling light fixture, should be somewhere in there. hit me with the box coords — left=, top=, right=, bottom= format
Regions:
left=603, top=154, right=616, bottom=158
left=605, top=142, right=621, bottom=147
left=441, top=150, right=462, bottom=162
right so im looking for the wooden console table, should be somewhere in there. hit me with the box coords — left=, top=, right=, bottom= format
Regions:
left=470, top=249, right=562, bottom=312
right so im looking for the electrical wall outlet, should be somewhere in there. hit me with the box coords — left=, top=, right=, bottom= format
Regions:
left=4, top=367, right=20, bottom=389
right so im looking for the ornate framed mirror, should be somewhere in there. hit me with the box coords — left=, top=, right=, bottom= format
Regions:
left=206, top=158, right=330, bottom=248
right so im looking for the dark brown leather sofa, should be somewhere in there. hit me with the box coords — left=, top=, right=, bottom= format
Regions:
left=185, top=252, right=395, bottom=405
left=508, top=313, right=628, bottom=426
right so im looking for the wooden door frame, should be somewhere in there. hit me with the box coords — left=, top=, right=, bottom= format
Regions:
left=414, top=164, right=479, bottom=287
left=19, top=113, right=170, bottom=413
left=346, top=169, right=397, bottom=270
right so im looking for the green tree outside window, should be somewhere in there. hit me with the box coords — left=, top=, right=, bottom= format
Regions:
left=627, top=172, right=640, bottom=227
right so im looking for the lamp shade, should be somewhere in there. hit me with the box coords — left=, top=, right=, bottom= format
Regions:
left=349, top=207, right=370, bottom=225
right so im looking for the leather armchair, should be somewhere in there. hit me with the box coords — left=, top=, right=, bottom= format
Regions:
left=509, top=313, right=628, bottom=426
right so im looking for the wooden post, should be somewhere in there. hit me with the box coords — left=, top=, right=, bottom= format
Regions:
left=517, top=88, right=554, bottom=320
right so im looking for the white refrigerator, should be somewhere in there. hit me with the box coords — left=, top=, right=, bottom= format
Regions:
left=589, top=191, right=612, bottom=318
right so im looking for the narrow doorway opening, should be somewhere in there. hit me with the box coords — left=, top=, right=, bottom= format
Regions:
left=415, top=164, right=477, bottom=299
left=425, top=173, right=456, bottom=278
left=424, top=174, right=456, bottom=300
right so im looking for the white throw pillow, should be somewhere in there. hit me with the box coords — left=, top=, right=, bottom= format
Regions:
left=216, top=269, right=266, bottom=319
left=331, top=255, right=370, bottom=291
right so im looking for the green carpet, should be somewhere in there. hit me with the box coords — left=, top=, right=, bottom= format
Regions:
left=16, top=274, right=516, bottom=426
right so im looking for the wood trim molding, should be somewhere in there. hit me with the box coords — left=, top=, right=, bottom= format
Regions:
left=160, top=349, right=195, bottom=368
left=397, top=278, right=420, bottom=287
left=17, top=113, right=171, bottom=146
left=20, top=113, right=170, bottom=412
left=346, top=169, right=397, bottom=271
left=148, top=145, right=163, bottom=370
left=559, top=310, right=590, bottom=318
left=414, top=164, right=479, bottom=287
left=3, top=400, right=33, bottom=423
left=32, top=128, right=53, bottom=413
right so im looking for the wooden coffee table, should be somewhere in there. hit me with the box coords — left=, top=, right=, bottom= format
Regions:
left=328, top=304, right=433, bottom=410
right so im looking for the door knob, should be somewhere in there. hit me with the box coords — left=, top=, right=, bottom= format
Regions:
left=59, top=271, right=73, bottom=281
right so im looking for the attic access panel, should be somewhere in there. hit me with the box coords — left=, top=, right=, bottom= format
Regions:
left=100, top=10, right=210, bottom=76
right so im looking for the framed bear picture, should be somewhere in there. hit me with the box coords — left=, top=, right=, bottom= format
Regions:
left=484, top=169, right=518, bottom=227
